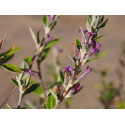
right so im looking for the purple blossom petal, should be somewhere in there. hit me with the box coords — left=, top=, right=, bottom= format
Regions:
left=78, top=29, right=81, bottom=33
left=25, top=69, right=35, bottom=77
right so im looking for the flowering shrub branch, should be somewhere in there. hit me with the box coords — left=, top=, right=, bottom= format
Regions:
left=0, top=15, right=108, bottom=109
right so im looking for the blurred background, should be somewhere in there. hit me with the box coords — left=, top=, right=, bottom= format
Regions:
left=0, top=15, right=125, bottom=109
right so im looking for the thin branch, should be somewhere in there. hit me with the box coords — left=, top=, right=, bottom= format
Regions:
left=37, top=62, right=47, bottom=101
left=17, top=92, right=23, bottom=109
left=0, top=86, right=17, bottom=109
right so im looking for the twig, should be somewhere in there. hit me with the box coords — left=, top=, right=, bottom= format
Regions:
left=0, top=86, right=17, bottom=109
left=37, top=62, right=47, bottom=101
left=17, top=92, right=23, bottom=109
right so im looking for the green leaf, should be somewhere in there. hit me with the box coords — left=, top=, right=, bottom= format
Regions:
left=46, top=93, right=56, bottom=109
left=0, top=54, right=13, bottom=65
left=25, top=75, right=30, bottom=87
left=1, top=64, right=21, bottom=73
left=42, top=16, right=47, bottom=26
left=49, top=21, right=57, bottom=30
left=24, top=83, right=40, bottom=95
left=87, top=51, right=108, bottom=62
left=29, top=27, right=38, bottom=45
left=11, top=78, right=19, bottom=87
left=76, top=39, right=81, bottom=50
left=95, top=34, right=105, bottom=40
left=5, top=47, right=21, bottom=56
left=98, top=19, right=108, bottom=30
left=87, top=15, right=92, bottom=25
left=49, top=89, right=58, bottom=102
left=38, top=48, right=50, bottom=63
left=24, top=56, right=32, bottom=65
left=44, top=38, right=61, bottom=49
left=20, top=61, right=29, bottom=70
left=33, top=86, right=43, bottom=96
left=59, top=69, right=64, bottom=84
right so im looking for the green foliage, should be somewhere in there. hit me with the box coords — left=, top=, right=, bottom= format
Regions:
left=29, top=27, right=39, bottom=46
left=20, top=61, right=29, bottom=70
left=37, top=48, right=50, bottom=63
left=11, top=78, right=19, bottom=87
left=5, top=47, right=21, bottom=56
left=24, top=56, right=32, bottom=65
left=49, top=21, right=57, bottom=30
left=97, top=19, right=108, bottom=31
left=44, top=38, right=61, bottom=49
left=1, top=64, right=21, bottom=73
left=42, top=16, right=47, bottom=26
left=87, top=51, right=108, bottom=62
left=76, top=39, right=81, bottom=50
left=33, top=86, right=43, bottom=96
left=46, top=93, right=56, bottom=109
left=59, top=69, right=64, bottom=84
left=24, top=83, right=40, bottom=95
left=0, top=47, right=21, bottom=65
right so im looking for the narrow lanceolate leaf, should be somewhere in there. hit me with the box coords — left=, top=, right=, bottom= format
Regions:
left=49, top=21, right=57, bottom=30
left=37, top=48, right=50, bottom=63
left=42, top=16, right=47, bottom=26
left=46, top=93, right=56, bottom=109
left=95, top=34, right=105, bottom=40
left=87, top=15, right=92, bottom=25
left=87, top=51, right=108, bottom=62
left=24, top=83, right=40, bottom=95
left=11, top=78, right=19, bottom=87
left=76, top=39, right=81, bottom=50
left=29, top=27, right=38, bottom=46
left=0, top=54, right=13, bottom=65
left=98, top=19, right=108, bottom=30
left=44, top=38, right=61, bottom=49
left=1, top=64, right=21, bottom=73
left=59, top=70, right=64, bottom=84
left=5, top=47, right=21, bottom=56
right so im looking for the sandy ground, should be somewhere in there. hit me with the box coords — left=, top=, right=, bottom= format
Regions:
left=0, top=15, right=125, bottom=109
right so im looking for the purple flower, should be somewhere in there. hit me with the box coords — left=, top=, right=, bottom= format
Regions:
left=79, top=66, right=92, bottom=79
left=78, top=28, right=81, bottom=33
left=78, top=28, right=93, bottom=45
left=90, top=40, right=101, bottom=55
left=62, top=65, right=73, bottom=77
left=46, top=15, right=57, bottom=24
left=71, top=83, right=83, bottom=94
left=86, top=32, right=93, bottom=44
left=62, top=65, right=73, bottom=72
left=25, top=69, right=35, bottom=77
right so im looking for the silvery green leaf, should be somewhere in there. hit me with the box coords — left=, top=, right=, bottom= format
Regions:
left=20, top=61, right=29, bottom=70
left=29, top=27, right=39, bottom=46
left=49, top=89, right=58, bottom=102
